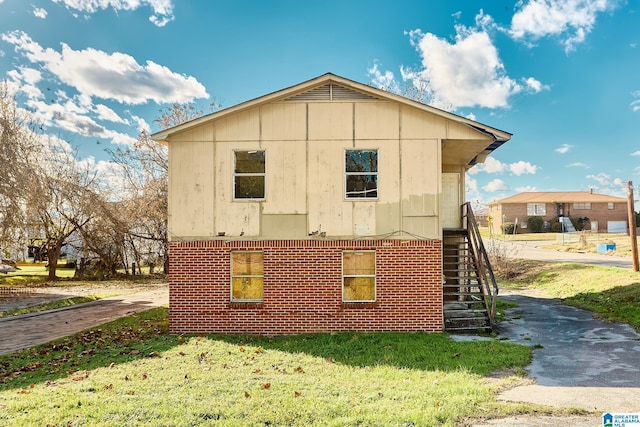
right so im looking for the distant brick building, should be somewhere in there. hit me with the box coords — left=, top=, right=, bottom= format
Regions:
left=488, top=191, right=628, bottom=234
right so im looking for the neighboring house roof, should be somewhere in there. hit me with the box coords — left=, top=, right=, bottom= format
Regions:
left=489, top=191, right=627, bottom=205
left=151, top=73, right=512, bottom=167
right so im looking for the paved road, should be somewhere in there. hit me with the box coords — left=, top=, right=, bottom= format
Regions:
left=491, top=238, right=634, bottom=268
left=0, top=287, right=168, bottom=355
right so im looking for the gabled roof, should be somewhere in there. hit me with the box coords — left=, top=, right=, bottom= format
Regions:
left=151, top=73, right=512, bottom=152
left=489, top=191, right=627, bottom=205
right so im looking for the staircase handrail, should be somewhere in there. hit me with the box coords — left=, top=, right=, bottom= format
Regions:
left=461, top=203, right=498, bottom=325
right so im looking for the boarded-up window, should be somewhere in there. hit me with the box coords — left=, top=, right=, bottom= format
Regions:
left=345, top=150, right=378, bottom=199
left=231, top=251, right=264, bottom=302
left=342, top=251, right=375, bottom=302
left=234, top=151, right=265, bottom=199
left=527, top=203, right=546, bottom=216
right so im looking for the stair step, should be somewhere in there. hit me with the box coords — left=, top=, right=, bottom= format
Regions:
left=444, top=308, right=488, bottom=315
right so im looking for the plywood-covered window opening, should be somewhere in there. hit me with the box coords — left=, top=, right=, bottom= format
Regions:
left=342, top=251, right=376, bottom=302
left=234, top=150, right=265, bottom=200
left=231, top=251, right=264, bottom=302
left=526, top=203, right=546, bottom=216
left=345, top=150, right=378, bottom=199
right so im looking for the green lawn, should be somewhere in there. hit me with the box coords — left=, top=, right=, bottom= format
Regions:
left=2, top=260, right=635, bottom=425
left=0, top=308, right=547, bottom=426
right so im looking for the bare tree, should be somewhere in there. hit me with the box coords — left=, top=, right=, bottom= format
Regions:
left=106, top=102, right=213, bottom=274
left=24, top=141, right=100, bottom=280
left=0, top=82, right=42, bottom=258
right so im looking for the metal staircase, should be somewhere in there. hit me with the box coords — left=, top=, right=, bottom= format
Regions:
left=442, top=203, right=498, bottom=332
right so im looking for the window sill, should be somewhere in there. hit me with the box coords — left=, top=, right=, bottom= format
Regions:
left=229, top=302, right=264, bottom=309
left=340, top=302, right=378, bottom=309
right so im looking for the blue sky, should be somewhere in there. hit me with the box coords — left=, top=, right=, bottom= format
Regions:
left=1, top=0, right=639, bottom=208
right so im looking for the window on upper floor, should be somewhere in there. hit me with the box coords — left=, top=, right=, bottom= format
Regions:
left=234, top=150, right=265, bottom=200
left=342, top=251, right=376, bottom=302
left=608, top=202, right=615, bottom=210
left=573, top=203, right=591, bottom=210
left=345, top=149, right=378, bottom=199
left=231, top=251, right=264, bottom=302
left=527, top=203, right=546, bottom=216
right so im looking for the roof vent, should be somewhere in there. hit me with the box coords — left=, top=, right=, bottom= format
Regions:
left=285, top=83, right=380, bottom=102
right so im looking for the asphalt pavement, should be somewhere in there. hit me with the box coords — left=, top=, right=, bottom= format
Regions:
left=469, top=240, right=640, bottom=426
left=492, top=238, right=634, bottom=268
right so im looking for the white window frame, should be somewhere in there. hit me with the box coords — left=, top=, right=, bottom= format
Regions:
left=527, top=203, right=546, bottom=216
left=344, top=149, right=378, bottom=200
left=230, top=251, right=264, bottom=303
left=233, top=150, right=266, bottom=201
left=342, top=250, right=376, bottom=303
left=573, top=202, right=592, bottom=210
left=608, top=202, right=615, bottom=210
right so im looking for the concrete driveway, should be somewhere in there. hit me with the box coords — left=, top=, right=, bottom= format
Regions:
left=472, top=240, right=640, bottom=426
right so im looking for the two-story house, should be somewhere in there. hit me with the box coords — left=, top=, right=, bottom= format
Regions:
left=152, top=73, right=512, bottom=335
left=489, top=191, right=628, bottom=233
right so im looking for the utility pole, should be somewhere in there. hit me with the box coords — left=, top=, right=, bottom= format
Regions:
left=628, top=181, right=639, bottom=272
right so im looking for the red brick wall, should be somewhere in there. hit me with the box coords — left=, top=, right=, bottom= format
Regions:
left=169, top=239, right=443, bottom=335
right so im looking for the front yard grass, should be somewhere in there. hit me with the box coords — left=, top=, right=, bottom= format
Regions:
left=0, top=307, right=547, bottom=426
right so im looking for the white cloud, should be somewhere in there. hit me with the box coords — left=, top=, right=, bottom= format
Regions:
left=631, top=150, right=640, bottom=156
left=509, top=0, right=618, bottom=53
left=470, top=156, right=538, bottom=177
left=516, top=185, right=538, bottom=192
left=1, top=30, right=208, bottom=105
left=401, top=28, right=521, bottom=109
left=632, top=91, right=640, bottom=112
left=129, top=113, right=150, bottom=133
left=483, top=179, right=509, bottom=192
left=555, top=143, right=573, bottom=153
left=51, top=0, right=174, bottom=27
left=509, top=160, right=538, bottom=175
left=483, top=157, right=507, bottom=173
left=523, top=76, right=549, bottom=93
left=6, top=66, right=43, bottom=99
left=586, top=172, right=611, bottom=186
left=466, top=177, right=479, bottom=193
left=33, top=7, right=48, bottom=19
left=375, top=11, right=548, bottom=111
left=566, top=162, right=588, bottom=168
left=368, top=62, right=399, bottom=93
left=94, top=104, right=128, bottom=124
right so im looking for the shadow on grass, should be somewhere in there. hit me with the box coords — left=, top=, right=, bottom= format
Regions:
left=0, top=307, right=177, bottom=391
left=210, top=331, right=532, bottom=376
left=0, top=307, right=532, bottom=391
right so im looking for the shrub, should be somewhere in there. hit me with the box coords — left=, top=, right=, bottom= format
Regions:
left=501, top=222, right=516, bottom=234
left=485, top=239, right=521, bottom=280
left=550, top=221, right=563, bottom=233
left=572, top=217, right=590, bottom=231
left=527, top=216, right=544, bottom=233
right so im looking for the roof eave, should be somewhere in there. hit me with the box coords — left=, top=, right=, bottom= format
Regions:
left=151, top=72, right=513, bottom=145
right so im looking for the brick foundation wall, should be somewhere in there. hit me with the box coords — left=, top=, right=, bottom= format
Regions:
left=169, top=239, right=443, bottom=335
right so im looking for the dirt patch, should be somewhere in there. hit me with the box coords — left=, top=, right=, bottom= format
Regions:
left=470, top=414, right=601, bottom=426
